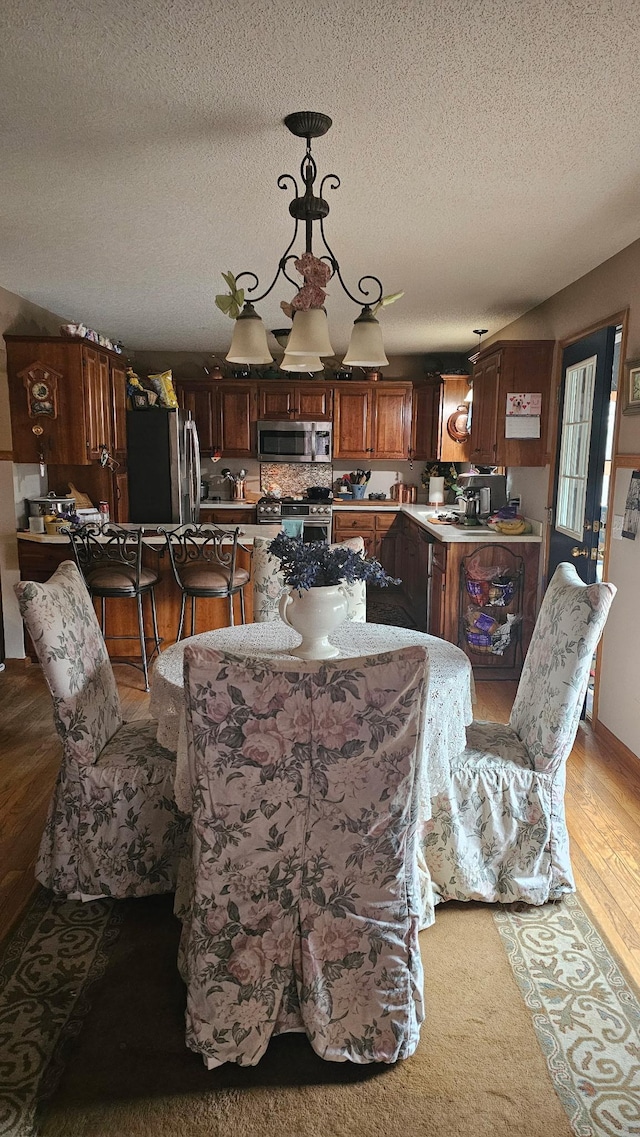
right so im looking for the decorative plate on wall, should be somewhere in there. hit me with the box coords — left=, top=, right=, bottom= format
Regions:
left=446, top=403, right=470, bottom=443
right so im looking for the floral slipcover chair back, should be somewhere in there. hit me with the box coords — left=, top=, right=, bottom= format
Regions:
left=15, top=560, right=187, bottom=899
left=252, top=536, right=367, bottom=623
left=180, top=644, right=429, bottom=1067
left=424, top=562, right=615, bottom=906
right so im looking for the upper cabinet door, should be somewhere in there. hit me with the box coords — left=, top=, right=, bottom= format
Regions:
left=332, top=385, right=372, bottom=459
left=258, top=385, right=297, bottom=420
left=258, top=383, right=333, bottom=420
left=470, top=352, right=501, bottom=465
left=410, top=379, right=441, bottom=462
left=295, top=384, right=333, bottom=420
left=217, top=383, right=256, bottom=457
left=84, top=348, right=112, bottom=459
left=470, top=341, right=554, bottom=466
left=110, top=362, right=128, bottom=463
left=175, top=380, right=217, bottom=453
left=371, top=384, right=412, bottom=460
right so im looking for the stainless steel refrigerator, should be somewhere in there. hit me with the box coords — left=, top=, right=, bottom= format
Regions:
left=126, top=409, right=201, bottom=524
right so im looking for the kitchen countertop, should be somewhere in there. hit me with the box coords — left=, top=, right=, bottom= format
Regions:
left=334, top=501, right=542, bottom=543
left=17, top=524, right=280, bottom=547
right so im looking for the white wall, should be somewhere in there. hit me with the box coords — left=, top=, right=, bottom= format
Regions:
left=485, top=236, right=640, bottom=757
left=0, top=285, right=64, bottom=658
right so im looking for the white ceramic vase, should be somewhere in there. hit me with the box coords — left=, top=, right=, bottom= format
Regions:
left=279, top=585, right=348, bottom=659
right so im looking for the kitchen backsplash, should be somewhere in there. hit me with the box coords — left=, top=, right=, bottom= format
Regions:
left=199, top=457, right=455, bottom=504
left=332, top=461, right=424, bottom=500
left=259, top=463, right=333, bottom=496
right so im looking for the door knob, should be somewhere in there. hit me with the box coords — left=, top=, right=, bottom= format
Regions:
left=571, top=546, right=588, bottom=557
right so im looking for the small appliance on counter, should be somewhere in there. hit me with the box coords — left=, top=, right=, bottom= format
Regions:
left=457, top=472, right=507, bottom=516
left=460, top=488, right=482, bottom=526
left=28, top=493, right=75, bottom=518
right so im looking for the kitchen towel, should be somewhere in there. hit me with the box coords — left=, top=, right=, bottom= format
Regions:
left=283, top=519, right=304, bottom=538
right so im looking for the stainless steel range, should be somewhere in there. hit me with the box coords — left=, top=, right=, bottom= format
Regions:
left=257, top=496, right=333, bottom=542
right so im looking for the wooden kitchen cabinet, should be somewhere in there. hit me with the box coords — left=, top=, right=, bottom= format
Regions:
left=410, top=378, right=441, bottom=462
left=332, top=386, right=372, bottom=459
left=258, top=383, right=332, bottom=421
left=332, top=382, right=412, bottom=460
left=217, top=383, right=256, bottom=457
left=426, top=535, right=540, bottom=679
left=411, top=375, right=472, bottom=463
left=200, top=507, right=257, bottom=525
left=176, top=380, right=218, bottom=453
left=333, top=509, right=376, bottom=557
left=174, top=380, right=257, bottom=457
left=83, top=348, right=112, bottom=460
left=470, top=340, right=554, bottom=467
left=110, top=361, right=128, bottom=463
left=428, top=540, right=447, bottom=640
left=333, top=509, right=402, bottom=574
left=371, top=384, right=412, bottom=459
left=376, top=513, right=402, bottom=579
left=5, top=335, right=127, bottom=467
left=401, top=516, right=430, bottom=630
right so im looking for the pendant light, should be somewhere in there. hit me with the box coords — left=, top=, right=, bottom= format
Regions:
left=221, top=112, right=394, bottom=366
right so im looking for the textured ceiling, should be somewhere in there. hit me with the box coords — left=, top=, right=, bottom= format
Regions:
left=1, top=0, right=640, bottom=356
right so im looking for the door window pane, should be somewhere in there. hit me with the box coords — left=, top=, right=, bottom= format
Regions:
left=556, top=355, right=596, bottom=540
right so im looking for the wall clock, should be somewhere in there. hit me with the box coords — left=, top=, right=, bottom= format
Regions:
left=18, top=361, right=61, bottom=418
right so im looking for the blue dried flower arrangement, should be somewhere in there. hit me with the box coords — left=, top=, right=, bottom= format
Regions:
left=268, top=533, right=400, bottom=592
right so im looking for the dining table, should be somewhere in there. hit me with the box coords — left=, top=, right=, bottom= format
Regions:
left=149, top=621, right=474, bottom=928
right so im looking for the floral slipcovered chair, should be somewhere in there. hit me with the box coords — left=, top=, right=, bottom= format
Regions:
left=15, top=561, right=189, bottom=900
left=179, top=644, right=429, bottom=1067
left=252, top=535, right=367, bottom=623
left=423, top=562, right=616, bottom=906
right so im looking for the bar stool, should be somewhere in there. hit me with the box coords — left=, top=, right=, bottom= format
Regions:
left=160, top=523, right=249, bottom=641
left=65, top=524, right=161, bottom=690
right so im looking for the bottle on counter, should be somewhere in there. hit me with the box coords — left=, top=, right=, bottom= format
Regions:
left=98, top=501, right=110, bottom=527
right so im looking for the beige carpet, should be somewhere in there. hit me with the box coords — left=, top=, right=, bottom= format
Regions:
left=37, top=898, right=573, bottom=1137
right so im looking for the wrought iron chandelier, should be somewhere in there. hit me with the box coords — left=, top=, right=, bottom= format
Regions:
left=224, top=111, right=390, bottom=371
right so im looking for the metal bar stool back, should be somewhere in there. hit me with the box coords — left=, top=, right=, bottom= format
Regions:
left=160, top=524, right=249, bottom=640
left=64, top=524, right=161, bottom=690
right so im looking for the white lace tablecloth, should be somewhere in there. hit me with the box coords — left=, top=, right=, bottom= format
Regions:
left=150, top=621, right=474, bottom=814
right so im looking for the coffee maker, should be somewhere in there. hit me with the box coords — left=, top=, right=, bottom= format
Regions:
left=458, top=472, right=507, bottom=518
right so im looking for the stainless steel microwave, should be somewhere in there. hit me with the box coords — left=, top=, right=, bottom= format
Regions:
left=257, top=420, right=332, bottom=463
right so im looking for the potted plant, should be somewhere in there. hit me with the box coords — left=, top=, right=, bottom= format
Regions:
left=268, top=533, right=399, bottom=659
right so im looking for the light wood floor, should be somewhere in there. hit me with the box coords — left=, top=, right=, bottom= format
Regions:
left=2, top=662, right=639, bottom=987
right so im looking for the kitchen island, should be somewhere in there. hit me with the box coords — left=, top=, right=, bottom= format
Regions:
left=333, top=503, right=542, bottom=679
left=16, top=525, right=279, bottom=666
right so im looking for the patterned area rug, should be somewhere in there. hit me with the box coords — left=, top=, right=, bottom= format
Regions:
left=1, top=890, right=638, bottom=1136
left=494, top=895, right=640, bottom=1136
left=366, top=592, right=417, bottom=629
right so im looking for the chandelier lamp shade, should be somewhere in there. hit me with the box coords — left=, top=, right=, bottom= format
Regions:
left=280, top=352, right=324, bottom=373
left=223, top=111, right=391, bottom=369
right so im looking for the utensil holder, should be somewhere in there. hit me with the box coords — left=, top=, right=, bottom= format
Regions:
left=351, top=484, right=367, bottom=499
